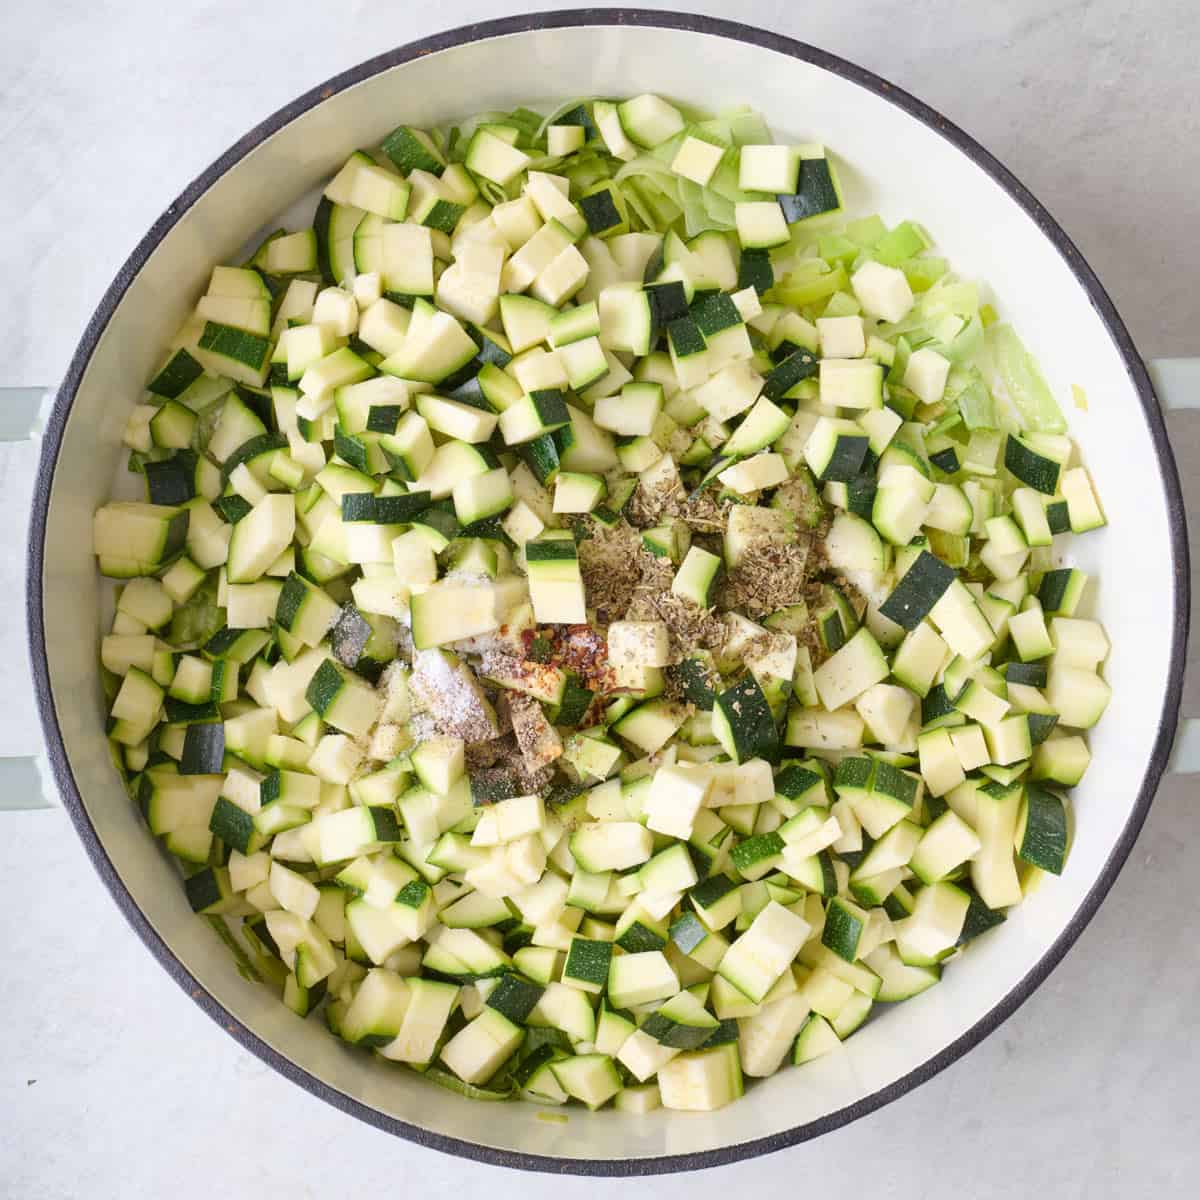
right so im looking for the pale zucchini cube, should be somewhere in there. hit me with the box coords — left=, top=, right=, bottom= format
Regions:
left=854, top=683, right=916, bottom=745
left=531, top=245, right=590, bottom=307
left=440, top=1009, right=525, bottom=1086
left=738, top=144, right=801, bottom=194
left=717, top=453, right=789, bottom=494
left=546, top=123, right=586, bottom=156
left=657, top=1044, right=743, bottom=1111
left=717, top=901, right=810, bottom=1004
left=643, top=763, right=713, bottom=841
left=949, top=724, right=991, bottom=772
left=1060, top=466, right=1106, bottom=531
left=269, top=860, right=320, bottom=920
left=817, top=315, right=866, bottom=359
left=850, top=259, right=914, bottom=324
left=607, top=620, right=671, bottom=668
left=617, top=1028, right=680, bottom=1081
left=693, top=361, right=763, bottom=421
left=734, top=201, right=790, bottom=250
left=352, top=271, right=383, bottom=307
left=671, top=135, right=725, bottom=186
left=813, top=628, right=889, bottom=711
left=820, top=358, right=884, bottom=409
left=903, top=346, right=952, bottom=405
left=731, top=285, right=762, bottom=323
left=910, top=810, right=982, bottom=884
left=312, top=287, right=358, bottom=337
left=917, top=728, right=966, bottom=798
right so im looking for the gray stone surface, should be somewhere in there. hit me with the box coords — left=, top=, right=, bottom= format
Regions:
left=1, top=3, right=1197, bottom=1196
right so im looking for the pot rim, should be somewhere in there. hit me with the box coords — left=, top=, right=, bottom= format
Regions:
left=25, top=7, right=1190, bottom=1177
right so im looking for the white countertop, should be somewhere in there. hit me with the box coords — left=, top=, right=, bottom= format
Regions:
left=1, top=2, right=1197, bottom=1195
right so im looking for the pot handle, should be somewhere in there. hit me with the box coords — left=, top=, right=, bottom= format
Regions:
left=1148, top=359, right=1200, bottom=773
left=2, top=388, right=56, bottom=809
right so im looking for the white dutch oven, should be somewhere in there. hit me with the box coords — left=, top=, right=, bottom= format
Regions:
left=9, top=10, right=1194, bottom=1175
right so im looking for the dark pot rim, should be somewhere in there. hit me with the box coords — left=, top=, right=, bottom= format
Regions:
left=26, top=7, right=1190, bottom=1178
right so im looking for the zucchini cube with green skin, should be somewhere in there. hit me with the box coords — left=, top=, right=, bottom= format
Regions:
left=271, top=568, right=338, bottom=648
left=524, top=532, right=586, bottom=625
left=735, top=201, right=790, bottom=250
left=180, top=722, right=225, bottom=776
left=464, top=128, right=531, bottom=186
left=689, top=874, right=742, bottom=933
left=315, top=803, right=403, bottom=863
left=1004, top=434, right=1062, bottom=495
left=380, top=310, right=478, bottom=386
left=184, top=865, right=236, bottom=915
left=879, top=550, right=957, bottom=631
left=803, top=417, right=869, bottom=483
left=617, top=92, right=685, bottom=148
left=774, top=763, right=829, bottom=813
left=842, top=760, right=919, bottom=839
left=562, top=937, right=614, bottom=994
left=148, top=347, right=205, bottom=399
left=672, top=545, right=724, bottom=608
left=259, top=768, right=321, bottom=810
left=578, top=183, right=627, bottom=236
left=550, top=1054, right=623, bottom=1110
left=196, top=321, right=271, bottom=385
left=613, top=901, right=669, bottom=954
left=381, top=125, right=445, bottom=175
left=638, top=842, right=700, bottom=895
left=93, top=502, right=189, bottom=577
left=763, top=347, right=819, bottom=402
left=983, top=713, right=1033, bottom=766
left=110, top=667, right=165, bottom=746
left=407, top=169, right=466, bottom=233
left=499, top=388, right=571, bottom=446
left=736, top=989, right=812, bottom=1076
left=529, top=980, right=596, bottom=1044
left=669, top=910, right=716, bottom=962
left=390, top=879, right=436, bottom=940
left=304, top=659, right=380, bottom=738
left=410, top=736, right=465, bottom=796
left=570, top=822, right=653, bottom=873
left=792, top=1013, right=841, bottom=1065
left=712, top=676, right=780, bottom=765
left=208, top=795, right=262, bottom=855
left=777, top=146, right=842, bottom=223
left=642, top=990, right=720, bottom=1051
left=438, top=889, right=511, bottom=929
left=1015, top=784, right=1069, bottom=874
left=821, top=897, right=870, bottom=962
left=859, top=941, right=939, bottom=1002
left=730, top=831, right=786, bottom=881
left=486, top=973, right=546, bottom=1025
left=594, top=1005, right=637, bottom=1058
left=1037, top=567, right=1089, bottom=618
